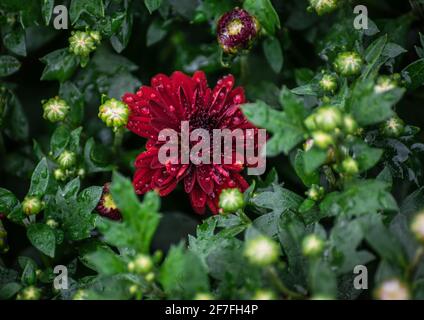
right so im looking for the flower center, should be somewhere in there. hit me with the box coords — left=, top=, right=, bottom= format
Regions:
left=103, top=194, right=117, bottom=210
left=227, top=19, right=243, bottom=36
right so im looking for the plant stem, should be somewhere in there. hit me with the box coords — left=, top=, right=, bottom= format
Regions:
left=266, top=266, right=304, bottom=299
left=113, top=128, right=124, bottom=155
left=240, top=55, right=249, bottom=85
left=237, top=210, right=252, bottom=224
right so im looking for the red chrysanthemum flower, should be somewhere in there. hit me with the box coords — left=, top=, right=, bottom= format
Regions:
left=217, top=8, right=260, bottom=54
left=96, top=183, right=122, bottom=220
left=122, top=71, right=260, bottom=214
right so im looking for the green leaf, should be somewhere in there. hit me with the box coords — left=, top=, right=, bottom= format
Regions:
left=144, top=0, right=163, bottom=14
left=41, top=0, right=54, bottom=25
left=361, top=34, right=388, bottom=79
left=96, top=172, right=161, bottom=253
left=0, top=55, right=21, bottom=77
left=146, top=19, right=167, bottom=47
left=263, top=36, right=283, bottom=73
left=0, top=282, right=22, bottom=300
left=403, top=58, right=424, bottom=91
left=59, top=82, right=84, bottom=126
left=84, top=138, right=114, bottom=173
left=40, top=49, right=79, bottom=82
left=28, top=158, right=50, bottom=197
left=27, top=223, right=56, bottom=257
left=348, top=79, right=405, bottom=126
left=243, top=0, right=280, bottom=35
left=19, top=257, right=38, bottom=286
left=110, top=11, right=133, bottom=53
left=81, top=246, right=126, bottom=275
left=303, top=147, right=327, bottom=174
left=159, top=243, right=209, bottom=299
left=242, top=91, right=306, bottom=156
left=2, top=26, right=27, bottom=57
left=250, top=183, right=303, bottom=215
left=294, top=150, right=320, bottom=187
left=359, top=214, right=407, bottom=267
left=320, top=180, right=398, bottom=217
left=50, top=126, right=71, bottom=158
left=308, top=259, right=337, bottom=298
left=4, top=93, right=28, bottom=141
left=349, top=139, right=383, bottom=173
left=48, top=180, right=102, bottom=241
left=69, top=0, right=105, bottom=24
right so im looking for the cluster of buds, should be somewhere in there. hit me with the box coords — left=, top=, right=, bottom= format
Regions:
left=333, top=51, right=363, bottom=77
left=69, top=30, right=102, bottom=67
left=308, top=0, right=340, bottom=16
left=218, top=188, right=245, bottom=214
left=95, top=183, right=122, bottom=220
left=302, top=234, right=325, bottom=257
left=244, top=235, right=280, bottom=266
left=304, top=105, right=361, bottom=177
left=98, top=98, right=129, bottom=132
left=41, top=97, right=70, bottom=123
left=128, top=254, right=153, bottom=275
left=217, top=8, right=260, bottom=55
left=22, top=196, right=44, bottom=216
left=52, top=150, right=83, bottom=182
left=16, top=286, right=41, bottom=300
left=306, top=184, right=325, bottom=201
left=375, top=278, right=410, bottom=300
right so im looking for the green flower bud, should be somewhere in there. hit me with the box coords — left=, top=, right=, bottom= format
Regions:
left=128, top=254, right=153, bottom=274
left=252, top=289, right=276, bottom=300
left=374, top=75, right=398, bottom=94
left=16, top=286, right=41, bottom=300
left=319, top=74, right=338, bottom=93
left=303, top=138, right=314, bottom=151
left=302, top=234, right=325, bottom=257
left=46, top=219, right=59, bottom=229
left=306, top=184, right=325, bottom=201
left=128, top=285, right=139, bottom=295
left=341, top=157, right=359, bottom=175
left=312, top=131, right=334, bottom=149
left=98, top=98, right=129, bottom=130
left=77, top=167, right=86, bottom=178
left=411, top=212, right=424, bottom=243
left=89, top=31, right=102, bottom=45
left=244, top=235, right=279, bottom=266
left=22, top=196, right=43, bottom=216
left=42, top=97, right=70, bottom=123
left=343, top=115, right=358, bottom=135
left=194, top=293, right=214, bottom=300
left=219, top=188, right=244, bottom=213
left=73, top=289, right=88, bottom=300
left=380, top=116, right=405, bottom=138
left=69, top=31, right=96, bottom=57
left=314, top=106, right=343, bottom=131
left=375, top=279, right=410, bottom=300
left=54, top=168, right=67, bottom=181
left=57, top=150, right=77, bottom=169
left=308, top=0, right=339, bottom=16
left=333, top=51, right=363, bottom=77
left=304, top=114, right=318, bottom=131
left=145, top=272, right=155, bottom=282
